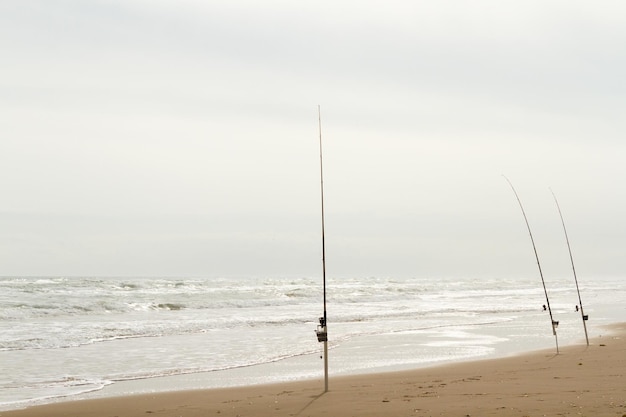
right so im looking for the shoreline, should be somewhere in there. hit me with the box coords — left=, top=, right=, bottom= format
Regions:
left=1, top=317, right=593, bottom=411
left=3, top=322, right=624, bottom=417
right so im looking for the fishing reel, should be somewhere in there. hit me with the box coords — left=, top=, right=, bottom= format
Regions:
left=315, top=316, right=327, bottom=342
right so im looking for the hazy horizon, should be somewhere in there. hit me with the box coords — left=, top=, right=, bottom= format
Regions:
left=1, top=1, right=625, bottom=279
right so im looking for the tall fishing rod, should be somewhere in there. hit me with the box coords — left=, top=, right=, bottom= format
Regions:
left=504, top=176, right=559, bottom=354
left=314, top=105, right=329, bottom=392
left=550, top=188, right=589, bottom=346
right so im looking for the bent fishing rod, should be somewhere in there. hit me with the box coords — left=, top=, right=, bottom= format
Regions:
left=550, top=188, right=589, bottom=346
left=504, top=176, right=559, bottom=354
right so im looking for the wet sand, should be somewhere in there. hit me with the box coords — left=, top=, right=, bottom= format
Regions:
left=3, top=323, right=624, bottom=417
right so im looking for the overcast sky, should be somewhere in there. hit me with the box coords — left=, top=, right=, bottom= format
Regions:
left=1, top=0, right=625, bottom=279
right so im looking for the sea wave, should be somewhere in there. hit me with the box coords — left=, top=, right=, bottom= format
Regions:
left=1, top=274, right=624, bottom=410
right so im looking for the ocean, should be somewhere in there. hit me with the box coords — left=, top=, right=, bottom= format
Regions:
left=1, top=274, right=624, bottom=410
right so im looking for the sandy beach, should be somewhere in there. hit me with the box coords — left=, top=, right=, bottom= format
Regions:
left=3, top=323, right=624, bottom=417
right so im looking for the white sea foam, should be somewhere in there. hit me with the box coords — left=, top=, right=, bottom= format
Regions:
left=1, top=275, right=624, bottom=410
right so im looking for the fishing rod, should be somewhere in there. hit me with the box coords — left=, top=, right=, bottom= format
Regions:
left=504, top=176, right=559, bottom=354
left=314, top=105, right=329, bottom=392
left=550, top=188, right=589, bottom=346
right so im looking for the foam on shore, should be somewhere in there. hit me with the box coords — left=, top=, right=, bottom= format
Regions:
left=3, top=323, right=624, bottom=417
